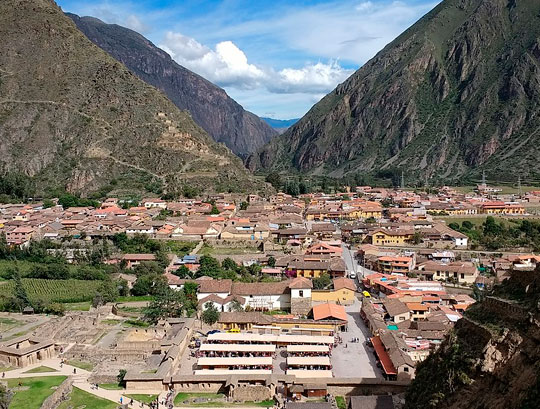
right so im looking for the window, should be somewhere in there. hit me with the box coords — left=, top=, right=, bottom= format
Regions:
left=299, top=290, right=304, bottom=297
left=404, top=367, right=409, bottom=373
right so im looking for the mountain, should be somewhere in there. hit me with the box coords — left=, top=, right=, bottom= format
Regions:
left=248, top=0, right=540, bottom=184
left=406, top=270, right=540, bottom=409
left=67, top=13, right=277, bottom=158
left=261, top=117, right=300, bottom=134
left=0, top=0, right=263, bottom=196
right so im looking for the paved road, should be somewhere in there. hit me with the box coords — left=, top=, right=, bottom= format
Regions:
left=331, top=301, right=381, bottom=378
left=341, top=245, right=376, bottom=280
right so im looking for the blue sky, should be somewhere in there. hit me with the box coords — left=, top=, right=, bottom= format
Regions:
left=57, top=0, right=438, bottom=119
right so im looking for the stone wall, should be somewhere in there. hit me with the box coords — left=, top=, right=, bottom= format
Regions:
left=40, top=377, right=73, bottom=409
left=291, top=297, right=311, bottom=316
left=231, top=385, right=272, bottom=402
left=173, top=381, right=224, bottom=393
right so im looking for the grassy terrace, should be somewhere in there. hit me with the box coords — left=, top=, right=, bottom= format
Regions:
left=66, top=359, right=94, bottom=371
left=7, top=376, right=67, bottom=409
left=23, top=366, right=58, bottom=374
left=57, top=386, right=117, bottom=409
left=174, top=392, right=274, bottom=407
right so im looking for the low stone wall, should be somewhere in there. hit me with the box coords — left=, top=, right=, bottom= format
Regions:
left=40, top=377, right=73, bottom=409
left=231, top=385, right=272, bottom=402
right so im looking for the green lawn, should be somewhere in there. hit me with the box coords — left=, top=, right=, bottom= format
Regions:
left=99, top=383, right=124, bottom=390
left=23, top=366, right=58, bottom=374
left=200, top=245, right=261, bottom=256
left=66, top=359, right=94, bottom=371
left=173, top=393, right=271, bottom=407
left=64, top=301, right=91, bottom=311
left=57, top=386, right=117, bottom=409
left=336, top=396, right=346, bottom=409
left=125, top=394, right=159, bottom=404
left=174, top=392, right=226, bottom=405
left=7, top=376, right=67, bottom=409
left=101, top=319, right=124, bottom=325
left=123, top=319, right=150, bottom=328
left=0, top=317, right=21, bottom=331
left=116, top=295, right=154, bottom=302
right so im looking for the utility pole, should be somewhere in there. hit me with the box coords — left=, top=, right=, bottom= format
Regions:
left=400, top=171, right=405, bottom=190
left=481, top=170, right=486, bottom=186
left=518, top=175, right=522, bottom=197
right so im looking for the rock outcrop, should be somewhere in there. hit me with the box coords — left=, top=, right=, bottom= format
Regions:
left=67, top=13, right=277, bottom=158
left=0, top=0, right=263, bottom=195
left=249, top=0, right=540, bottom=184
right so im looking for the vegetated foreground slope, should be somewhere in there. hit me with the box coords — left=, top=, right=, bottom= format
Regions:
left=0, top=0, right=263, bottom=196
left=406, top=270, right=540, bottom=409
left=249, top=0, right=540, bottom=184
left=67, top=13, right=277, bottom=158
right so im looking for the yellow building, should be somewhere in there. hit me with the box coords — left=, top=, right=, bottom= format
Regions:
left=371, top=229, right=414, bottom=246
left=311, top=277, right=356, bottom=305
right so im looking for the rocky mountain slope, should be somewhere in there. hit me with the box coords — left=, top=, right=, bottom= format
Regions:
left=249, top=0, right=540, bottom=184
left=67, top=13, right=276, bottom=158
left=406, top=270, right=540, bottom=409
left=0, top=0, right=263, bottom=196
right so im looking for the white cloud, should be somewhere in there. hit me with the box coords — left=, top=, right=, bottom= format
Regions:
left=160, top=32, right=352, bottom=94
left=124, top=14, right=150, bottom=34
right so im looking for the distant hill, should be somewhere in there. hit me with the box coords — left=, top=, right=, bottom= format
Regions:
left=67, top=13, right=277, bottom=158
left=249, top=0, right=540, bottom=184
left=261, top=118, right=300, bottom=133
left=0, top=0, right=263, bottom=196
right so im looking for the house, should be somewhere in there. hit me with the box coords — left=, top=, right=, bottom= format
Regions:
left=382, top=299, right=411, bottom=323
left=220, top=222, right=270, bottom=241
left=126, top=225, right=155, bottom=235
left=6, top=227, right=34, bottom=245
left=312, top=303, right=347, bottom=326
left=406, top=303, right=430, bottom=321
left=306, top=242, right=343, bottom=257
left=479, top=201, right=525, bottom=215
left=172, top=221, right=221, bottom=240
left=417, top=261, right=478, bottom=284
left=289, top=276, right=313, bottom=315
left=377, top=256, right=415, bottom=275
left=286, top=256, right=346, bottom=279
left=370, top=229, right=414, bottom=246
left=311, top=277, right=356, bottom=305
left=141, top=198, right=168, bottom=209
left=122, top=254, right=156, bottom=269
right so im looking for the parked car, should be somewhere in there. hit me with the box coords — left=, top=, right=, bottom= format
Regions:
left=362, top=290, right=371, bottom=298
left=207, top=329, right=221, bottom=335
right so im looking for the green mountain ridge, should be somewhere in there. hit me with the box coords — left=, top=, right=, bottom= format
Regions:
left=248, top=0, right=540, bottom=184
left=0, top=0, right=263, bottom=197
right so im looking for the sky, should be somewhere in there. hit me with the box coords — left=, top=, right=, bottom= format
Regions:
left=57, top=0, right=439, bottom=119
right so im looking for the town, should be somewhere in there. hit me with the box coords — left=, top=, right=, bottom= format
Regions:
left=1, top=181, right=539, bottom=409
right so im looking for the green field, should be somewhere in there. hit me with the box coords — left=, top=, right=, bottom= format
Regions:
left=336, top=396, right=346, bottom=409
left=23, top=366, right=58, bottom=374
left=99, top=383, right=124, bottom=390
left=200, top=245, right=261, bottom=256
left=66, top=359, right=94, bottom=371
left=57, top=386, right=117, bottom=409
left=125, top=394, right=159, bottom=404
left=0, top=278, right=101, bottom=303
left=7, top=376, right=67, bottom=409
left=173, top=392, right=273, bottom=407
left=0, top=316, right=21, bottom=331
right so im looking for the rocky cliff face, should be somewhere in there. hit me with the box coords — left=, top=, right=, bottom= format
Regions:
left=249, top=0, right=540, bottom=183
left=406, top=270, right=540, bottom=409
left=0, top=0, right=263, bottom=195
left=67, top=13, right=277, bottom=158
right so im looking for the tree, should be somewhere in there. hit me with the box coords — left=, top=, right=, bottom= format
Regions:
left=0, top=382, right=12, bottom=409
left=313, top=273, right=332, bottom=290
left=239, top=201, right=248, bottom=210
left=265, top=173, right=281, bottom=190
left=13, top=270, right=30, bottom=311
left=267, top=256, right=276, bottom=268
left=221, top=258, right=238, bottom=272
left=44, top=302, right=65, bottom=316
left=449, top=222, right=460, bottom=231
left=117, top=369, right=127, bottom=387
left=229, top=298, right=244, bottom=312
left=133, top=261, right=163, bottom=277
left=210, top=204, right=220, bottom=215
left=143, top=287, right=186, bottom=323
left=197, top=255, right=223, bottom=278
left=42, top=199, right=55, bottom=209
left=131, top=274, right=167, bottom=296
left=201, top=302, right=220, bottom=326
left=412, top=231, right=423, bottom=245
left=92, top=280, right=119, bottom=307
left=365, top=216, right=377, bottom=224
left=172, top=265, right=193, bottom=279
